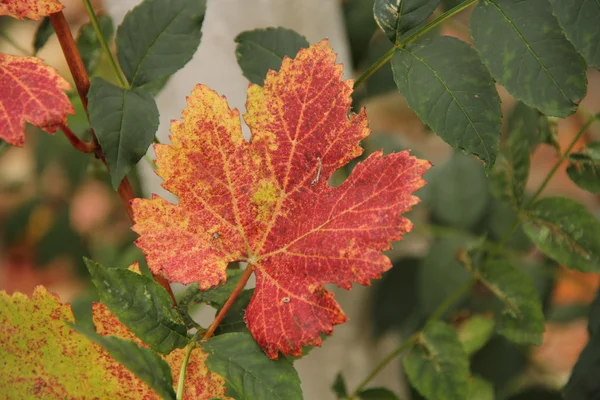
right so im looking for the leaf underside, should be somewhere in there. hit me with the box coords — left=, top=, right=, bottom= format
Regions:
left=0, top=0, right=63, bottom=20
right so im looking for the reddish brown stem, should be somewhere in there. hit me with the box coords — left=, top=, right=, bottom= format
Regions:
left=49, top=12, right=90, bottom=111
left=59, top=122, right=94, bottom=153
left=50, top=11, right=177, bottom=304
left=203, top=265, right=255, bottom=339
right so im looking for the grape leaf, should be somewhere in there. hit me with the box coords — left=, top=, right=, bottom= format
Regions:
left=0, top=287, right=229, bottom=399
left=0, top=0, right=63, bottom=20
left=0, top=54, right=74, bottom=146
left=132, top=40, right=430, bottom=359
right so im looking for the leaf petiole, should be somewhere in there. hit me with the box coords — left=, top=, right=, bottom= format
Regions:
left=353, top=0, right=478, bottom=89
left=81, top=0, right=127, bottom=88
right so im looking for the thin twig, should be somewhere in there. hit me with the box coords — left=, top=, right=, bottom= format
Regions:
left=353, top=0, right=478, bottom=89
left=49, top=12, right=90, bottom=110
left=81, top=0, right=127, bottom=87
left=176, top=333, right=200, bottom=400
left=202, top=266, right=254, bottom=339
left=59, top=122, right=95, bottom=153
left=49, top=10, right=177, bottom=304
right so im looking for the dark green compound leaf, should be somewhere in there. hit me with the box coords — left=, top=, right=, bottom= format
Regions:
left=470, top=0, right=587, bottom=118
left=457, top=315, right=495, bottom=356
left=419, top=236, right=472, bottom=317
left=203, top=332, right=302, bottom=400
left=565, top=289, right=600, bottom=400
left=491, top=102, right=539, bottom=207
left=332, top=373, right=348, bottom=399
left=404, top=321, right=470, bottom=400
left=88, top=77, right=159, bottom=189
left=523, top=197, right=600, bottom=272
left=33, top=17, right=53, bottom=54
left=235, top=27, right=310, bottom=85
left=391, top=36, right=501, bottom=169
left=358, top=387, right=400, bottom=399
left=373, top=0, right=439, bottom=43
left=477, top=261, right=545, bottom=345
left=467, top=376, right=494, bottom=400
left=70, top=324, right=175, bottom=400
left=116, top=0, right=206, bottom=87
left=567, top=142, right=600, bottom=194
left=76, top=15, right=114, bottom=74
left=428, top=151, right=491, bottom=229
left=84, top=258, right=188, bottom=355
left=550, top=0, right=600, bottom=69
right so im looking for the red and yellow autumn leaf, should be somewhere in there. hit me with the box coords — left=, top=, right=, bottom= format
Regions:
left=0, top=53, right=73, bottom=146
left=0, top=0, right=63, bottom=20
left=132, top=40, right=430, bottom=359
left=0, top=286, right=229, bottom=399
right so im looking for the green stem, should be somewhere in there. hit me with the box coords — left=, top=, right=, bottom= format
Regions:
left=81, top=0, right=127, bottom=87
left=427, top=278, right=475, bottom=322
left=176, top=336, right=198, bottom=400
left=485, top=114, right=598, bottom=264
left=349, top=278, right=475, bottom=397
left=353, top=0, right=478, bottom=89
left=523, top=115, right=598, bottom=209
left=349, top=333, right=418, bottom=398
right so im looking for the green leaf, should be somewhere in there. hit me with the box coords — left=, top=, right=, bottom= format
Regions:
left=76, top=15, right=114, bottom=74
left=471, top=336, right=527, bottom=389
left=116, top=0, right=206, bottom=87
left=549, top=0, right=600, bottom=69
left=567, top=142, right=600, bottom=194
left=391, top=36, right=501, bottom=169
left=477, top=261, right=545, bottom=345
left=523, top=197, right=600, bottom=272
left=344, top=0, right=379, bottom=66
left=84, top=258, right=188, bottom=355
left=358, top=387, right=400, bottom=399
left=235, top=27, right=310, bottom=85
left=491, top=102, right=538, bottom=207
left=203, top=332, right=302, bottom=400
left=467, top=376, right=494, bottom=400
left=565, top=289, right=600, bottom=400
left=215, top=289, right=254, bottom=335
left=404, top=321, right=470, bottom=400
left=88, top=77, right=159, bottom=189
left=180, top=269, right=244, bottom=310
left=70, top=324, right=175, bottom=400
left=458, top=315, right=495, bottom=356
left=332, top=373, right=348, bottom=399
left=428, top=151, right=491, bottom=229
left=373, top=0, right=439, bottom=43
left=470, top=0, right=587, bottom=117
left=419, top=236, right=472, bottom=317
left=372, top=257, right=423, bottom=337
left=179, top=268, right=244, bottom=329
left=33, top=17, right=53, bottom=54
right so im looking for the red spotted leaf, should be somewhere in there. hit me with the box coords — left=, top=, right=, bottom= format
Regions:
left=0, top=0, right=63, bottom=20
left=0, top=287, right=229, bottom=399
left=0, top=54, right=74, bottom=146
left=132, top=40, right=430, bottom=359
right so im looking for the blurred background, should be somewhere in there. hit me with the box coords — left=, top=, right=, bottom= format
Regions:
left=1, top=0, right=600, bottom=398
